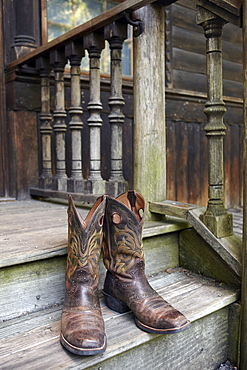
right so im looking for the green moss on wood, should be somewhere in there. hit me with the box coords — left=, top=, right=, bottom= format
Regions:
left=179, top=229, right=240, bottom=286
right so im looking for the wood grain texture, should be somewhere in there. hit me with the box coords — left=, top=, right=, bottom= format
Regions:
left=149, top=200, right=242, bottom=277
left=6, top=111, right=39, bottom=200
left=133, top=3, right=166, bottom=217
left=6, top=0, right=162, bottom=71
left=0, top=199, right=193, bottom=320
left=0, top=200, right=190, bottom=269
left=187, top=207, right=242, bottom=277
left=0, top=0, right=8, bottom=197
left=180, top=229, right=240, bottom=286
left=0, top=269, right=239, bottom=370
left=0, top=200, right=69, bottom=268
left=165, top=95, right=243, bottom=208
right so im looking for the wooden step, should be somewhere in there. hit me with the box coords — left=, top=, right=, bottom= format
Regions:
left=0, top=199, right=190, bottom=269
left=0, top=268, right=239, bottom=370
left=0, top=199, right=191, bottom=322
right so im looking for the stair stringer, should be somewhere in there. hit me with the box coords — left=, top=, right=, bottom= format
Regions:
left=149, top=200, right=242, bottom=286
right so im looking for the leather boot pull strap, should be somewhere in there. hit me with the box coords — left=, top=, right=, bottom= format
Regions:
left=127, top=191, right=136, bottom=209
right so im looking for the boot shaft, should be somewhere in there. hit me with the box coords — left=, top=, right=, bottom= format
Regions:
left=66, top=195, right=106, bottom=296
left=103, top=191, right=145, bottom=279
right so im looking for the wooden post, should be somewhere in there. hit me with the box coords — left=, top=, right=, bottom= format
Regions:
left=0, top=0, right=9, bottom=197
left=197, top=6, right=233, bottom=238
left=240, top=1, right=247, bottom=368
left=11, top=0, right=37, bottom=59
left=36, top=56, right=53, bottom=189
left=65, top=41, right=84, bottom=193
left=50, top=49, right=68, bottom=191
left=105, top=21, right=128, bottom=196
left=133, top=4, right=166, bottom=220
left=84, top=32, right=106, bottom=194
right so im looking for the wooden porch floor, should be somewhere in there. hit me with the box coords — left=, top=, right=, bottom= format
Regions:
left=0, top=199, right=243, bottom=265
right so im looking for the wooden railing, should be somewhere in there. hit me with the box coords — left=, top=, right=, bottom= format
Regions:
left=6, top=0, right=156, bottom=200
left=5, top=0, right=239, bottom=229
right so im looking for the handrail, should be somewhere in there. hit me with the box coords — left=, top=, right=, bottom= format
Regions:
left=6, top=0, right=157, bottom=71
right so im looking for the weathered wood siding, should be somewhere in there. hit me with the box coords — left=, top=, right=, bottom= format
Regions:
left=165, top=0, right=243, bottom=208
left=168, top=0, right=243, bottom=98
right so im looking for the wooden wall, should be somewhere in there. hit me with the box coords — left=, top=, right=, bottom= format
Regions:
left=167, top=0, right=243, bottom=98
left=165, top=0, right=243, bottom=208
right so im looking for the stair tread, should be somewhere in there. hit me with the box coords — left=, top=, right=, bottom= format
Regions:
left=0, top=268, right=239, bottom=370
left=0, top=200, right=190, bottom=268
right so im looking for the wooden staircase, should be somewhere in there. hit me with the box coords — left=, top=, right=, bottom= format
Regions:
left=0, top=199, right=241, bottom=369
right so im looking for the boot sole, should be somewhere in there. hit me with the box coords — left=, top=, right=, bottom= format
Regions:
left=60, top=333, right=107, bottom=356
left=135, top=317, right=191, bottom=334
left=103, top=291, right=191, bottom=334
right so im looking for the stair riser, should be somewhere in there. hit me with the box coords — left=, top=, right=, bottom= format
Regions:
left=0, top=307, right=236, bottom=370
left=0, top=232, right=180, bottom=321
left=85, top=308, right=230, bottom=370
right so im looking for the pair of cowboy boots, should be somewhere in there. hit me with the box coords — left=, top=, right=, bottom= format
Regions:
left=60, top=191, right=190, bottom=356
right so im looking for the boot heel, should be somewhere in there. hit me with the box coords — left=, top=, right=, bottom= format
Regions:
left=103, top=291, right=130, bottom=314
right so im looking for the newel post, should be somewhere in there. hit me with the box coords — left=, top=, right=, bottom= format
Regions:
left=133, top=4, right=166, bottom=220
left=197, top=6, right=233, bottom=238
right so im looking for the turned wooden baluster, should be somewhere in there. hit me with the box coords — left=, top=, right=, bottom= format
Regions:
left=36, top=56, right=53, bottom=189
left=50, top=49, right=68, bottom=191
left=65, top=41, right=85, bottom=193
left=197, top=7, right=233, bottom=237
left=105, top=21, right=128, bottom=196
left=84, top=32, right=105, bottom=194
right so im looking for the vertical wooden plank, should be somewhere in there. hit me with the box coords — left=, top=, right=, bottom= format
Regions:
left=0, top=0, right=8, bottom=197
left=224, top=123, right=231, bottom=208
left=166, top=120, right=177, bottom=200
left=123, top=117, right=133, bottom=189
left=7, top=111, right=38, bottom=199
left=230, top=123, right=240, bottom=208
left=188, top=122, right=201, bottom=205
left=176, top=121, right=188, bottom=202
left=240, top=0, right=247, bottom=367
left=200, top=121, right=208, bottom=207
left=239, top=123, right=243, bottom=207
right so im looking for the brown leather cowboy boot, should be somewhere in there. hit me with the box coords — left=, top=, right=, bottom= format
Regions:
left=102, top=190, right=191, bottom=334
left=60, top=195, right=107, bottom=355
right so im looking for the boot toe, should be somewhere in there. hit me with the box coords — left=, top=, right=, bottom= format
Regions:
left=134, top=302, right=191, bottom=334
left=61, top=311, right=106, bottom=355
left=61, top=331, right=106, bottom=356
